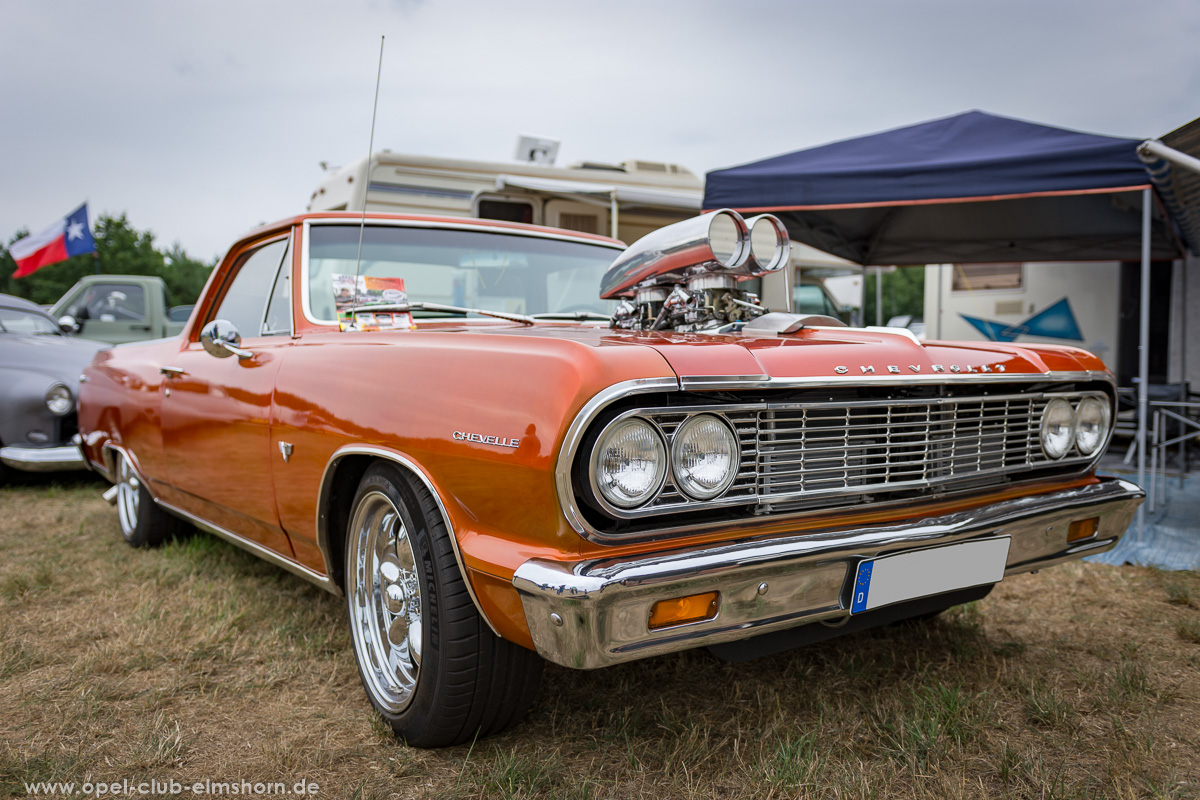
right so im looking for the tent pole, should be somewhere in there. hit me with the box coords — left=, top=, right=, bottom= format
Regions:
left=1137, top=187, right=1151, bottom=535
left=875, top=266, right=883, bottom=326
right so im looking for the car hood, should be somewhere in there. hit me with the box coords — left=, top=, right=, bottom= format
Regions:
left=0, top=333, right=107, bottom=384
left=448, top=322, right=1105, bottom=380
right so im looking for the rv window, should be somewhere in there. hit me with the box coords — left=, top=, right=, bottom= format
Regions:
left=952, top=263, right=1023, bottom=292
left=478, top=199, right=534, bottom=225
left=559, top=213, right=600, bottom=235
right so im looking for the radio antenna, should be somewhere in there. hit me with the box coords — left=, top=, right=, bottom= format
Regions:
left=351, top=35, right=385, bottom=319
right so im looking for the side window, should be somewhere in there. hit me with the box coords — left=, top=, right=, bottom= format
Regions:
left=211, top=238, right=288, bottom=337
left=68, top=282, right=147, bottom=322
left=262, top=238, right=293, bottom=336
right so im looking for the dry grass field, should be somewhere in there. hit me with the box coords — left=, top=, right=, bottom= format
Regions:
left=2, top=476, right=1199, bottom=800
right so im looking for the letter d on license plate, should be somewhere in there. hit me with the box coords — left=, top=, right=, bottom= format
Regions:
left=850, top=537, right=1011, bottom=614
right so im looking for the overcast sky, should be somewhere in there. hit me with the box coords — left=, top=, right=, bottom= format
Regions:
left=2, top=0, right=1198, bottom=261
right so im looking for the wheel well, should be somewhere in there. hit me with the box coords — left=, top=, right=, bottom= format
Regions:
left=322, top=454, right=376, bottom=591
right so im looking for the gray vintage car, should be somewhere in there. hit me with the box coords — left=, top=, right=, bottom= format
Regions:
left=0, top=293, right=105, bottom=477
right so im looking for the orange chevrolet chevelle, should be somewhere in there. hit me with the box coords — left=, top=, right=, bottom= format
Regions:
left=79, top=210, right=1143, bottom=747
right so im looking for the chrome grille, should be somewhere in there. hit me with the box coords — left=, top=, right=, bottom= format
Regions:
left=757, top=394, right=1051, bottom=502
left=625, top=389, right=1103, bottom=517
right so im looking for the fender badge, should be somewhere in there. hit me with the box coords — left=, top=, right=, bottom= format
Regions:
left=453, top=431, right=520, bottom=448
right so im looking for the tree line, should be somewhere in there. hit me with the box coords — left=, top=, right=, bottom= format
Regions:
left=1, top=214, right=215, bottom=308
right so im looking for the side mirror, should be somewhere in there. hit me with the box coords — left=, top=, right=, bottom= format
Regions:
left=58, top=315, right=80, bottom=334
left=200, top=319, right=252, bottom=359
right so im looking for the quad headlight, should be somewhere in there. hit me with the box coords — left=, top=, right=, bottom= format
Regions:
left=1040, top=398, right=1076, bottom=459
left=670, top=414, right=740, bottom=500
left=1039, top=395, right=1112, bottom=460
left=1074, top=396, right=1110, bottom=456
left=45, top=383, right=73, bottom=416
left=592, top=418, right=667, bottom=509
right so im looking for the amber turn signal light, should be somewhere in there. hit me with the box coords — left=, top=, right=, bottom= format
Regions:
left=648, top=592, right=720, bottom=630
left=1068, top=517, right=1099, bottom=542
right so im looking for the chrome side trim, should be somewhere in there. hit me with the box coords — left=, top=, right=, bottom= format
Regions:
left=101, top=443, right=338, bottom=595
left=157, top=500, right=338, bottom=595
left=515, top=477, right=1143, bottom=669
left=555, top=371, right=1115, bottom=543
left=554, top=377, right=681, bottom=536
left=316, top=444, right=500, bottom=636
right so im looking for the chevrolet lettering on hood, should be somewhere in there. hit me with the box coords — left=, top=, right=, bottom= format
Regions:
left=834, top=363, right=1009, bottom=374
left=79, top=208, right=1143, bottom=749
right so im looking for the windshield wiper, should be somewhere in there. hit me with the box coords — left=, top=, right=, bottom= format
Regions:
left=344, top=302, right=535, bottom=326
left=530, top=311, right=612, bottom=321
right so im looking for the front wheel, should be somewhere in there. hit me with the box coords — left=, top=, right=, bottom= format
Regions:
left=345, top=462, right=542, bottom=747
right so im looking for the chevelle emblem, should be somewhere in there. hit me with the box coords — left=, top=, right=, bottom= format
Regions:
left=453, top=431, right=520, bottom=448
left=835, top=364, right=1006, bottom=375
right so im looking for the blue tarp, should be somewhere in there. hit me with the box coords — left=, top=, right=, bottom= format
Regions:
left=704, top=110, right=1181, bottom=265
left=1090, top=469, right=1200, bottom=571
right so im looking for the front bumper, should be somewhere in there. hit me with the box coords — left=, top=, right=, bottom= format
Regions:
left=0, top=435, right=87, bottom=473
left=513, top=477, right=1143, bottom=669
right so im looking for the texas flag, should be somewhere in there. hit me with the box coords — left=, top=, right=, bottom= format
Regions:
left=10, top=203, right=96, bottom=278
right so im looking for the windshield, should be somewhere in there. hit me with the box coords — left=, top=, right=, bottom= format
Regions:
left=0, top=306, right=60, bottom=336
left=306, top=225, right=622, bottom=323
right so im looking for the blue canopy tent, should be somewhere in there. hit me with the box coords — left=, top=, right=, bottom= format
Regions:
left=704, top=110, right=1199, bottom=537
left=705, top=110, right=1185, bottom=265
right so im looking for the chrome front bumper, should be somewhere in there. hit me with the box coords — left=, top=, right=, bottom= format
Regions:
left=0, top=436, right=87, bottom=473
left=513, top=477, right=1143, bottom=669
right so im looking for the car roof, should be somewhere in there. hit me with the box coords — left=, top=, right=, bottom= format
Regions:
left=240, top=211, right=628, bottom=248
left=0, top=293, right=53, bottom=316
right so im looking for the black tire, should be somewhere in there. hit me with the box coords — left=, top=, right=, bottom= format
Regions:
left=344, top=462, right=542, bottom=747
left=114, top=450, right=181, bottom=547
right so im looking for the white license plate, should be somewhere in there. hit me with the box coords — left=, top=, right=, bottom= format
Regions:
left=850, top=537, right=1011, bottom=614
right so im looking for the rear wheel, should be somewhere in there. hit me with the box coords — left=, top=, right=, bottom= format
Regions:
left=114, top=450, right=180, bottom=547
left=344, top=462, right=542, bottom=747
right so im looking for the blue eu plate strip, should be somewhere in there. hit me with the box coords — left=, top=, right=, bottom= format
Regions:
left=851, top=561, right=873, bottom=614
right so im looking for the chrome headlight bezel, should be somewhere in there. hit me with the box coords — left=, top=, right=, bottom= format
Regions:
left=589, top=416, right=668, bottom=510
left=45, top=383, right=73, bottom=416
left=670, top=413, right=740, bottom=500
left=1073, top=396, right=1110, bottom=456
left=1040, top=397, right=1076, bottom=459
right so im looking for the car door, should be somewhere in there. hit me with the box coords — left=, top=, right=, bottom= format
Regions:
left=159, top=233, right=295, bottom=556
left=58, top=280, right=153, bottom=344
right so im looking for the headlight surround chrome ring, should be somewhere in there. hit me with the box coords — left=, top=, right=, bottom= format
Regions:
left=1074, top=396, right=1110, bottom=456
left=45, top=383, right=73, bottom=416
left=670, top=413, right=740, bottom=500
left=591, top=417, right=667, bottom=509
left=1040, top=397, right=1076, bottom=459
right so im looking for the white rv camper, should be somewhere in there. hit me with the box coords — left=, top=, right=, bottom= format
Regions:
left=307, top=150, right=703, bottom=245
left=924, top=259, right=1184, bottom=386
left=307, top=148, right=861, bottom=318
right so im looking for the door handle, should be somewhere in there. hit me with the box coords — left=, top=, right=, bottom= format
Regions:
left=160, top=366, right=186, bottom=376
left=132, top=324, right=152, bottom=331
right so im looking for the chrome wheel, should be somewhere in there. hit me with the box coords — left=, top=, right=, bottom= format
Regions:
left=116, top=453, right=141, bottom=540
left=348, top=490, right=423, bottom=714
